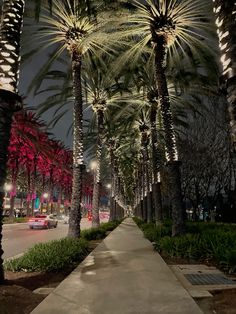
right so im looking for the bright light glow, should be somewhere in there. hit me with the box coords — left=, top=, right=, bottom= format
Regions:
left=223, top=67, right=233, bottom=77
left=90, top=160, right=97, bottom=170
left=106, top=183, right=111, bottom=189
left=219, top=42, right=227, bottom=50
left=215, top=17, right=223, bottom=27
left=223, top=58, right=231, bottom=70
left=0, top=65, right=11, bottom=71
left=219, top=31, right=229, bottom=40
left=215, top=6, right=221, bottom=14
left=4, top=183, right=13, bottom=192
left=43, top=193, right=49, bottom=199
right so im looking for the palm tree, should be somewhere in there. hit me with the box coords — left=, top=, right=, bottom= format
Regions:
left=0, top=0, right=25, bottom=283
left=84, top=59, right=132, bottom=226
left=113, top=0, right=215, bottom=235
left=139, top=119, right=152, bottom=222
left=212, top=0, right=236, bottom=144
left=8, top=110, right=46, bottom=217
left=130, top=60, right=163, bottom=223
left=36, top=0, right=117, bottom=237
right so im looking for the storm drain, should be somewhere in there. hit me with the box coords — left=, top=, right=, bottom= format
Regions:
left=185, top=273, right=236, bottom=285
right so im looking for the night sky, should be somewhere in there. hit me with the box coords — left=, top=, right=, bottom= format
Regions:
left=18, top=5, right=73, bottom=149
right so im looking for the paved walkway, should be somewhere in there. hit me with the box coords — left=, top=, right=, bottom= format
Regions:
left=31, top=218, right=202, bottom=314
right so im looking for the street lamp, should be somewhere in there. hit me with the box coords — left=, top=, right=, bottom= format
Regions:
left=4, top=183, right=13, bottom=192
left=43, top=192, right=49, bottom=199
left=90, top=160, right=97, bottom=171
left=41, top=192, right=49, bottom=213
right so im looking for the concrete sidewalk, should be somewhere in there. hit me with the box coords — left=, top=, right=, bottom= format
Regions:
left=31, top=218, right=202, bottom=314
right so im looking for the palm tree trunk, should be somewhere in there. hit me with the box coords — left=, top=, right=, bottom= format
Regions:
left=141, top=130, right=152, bottom=223
left=31, top=156, right=37, bottom=214
left=154, top=38, right=184, bottom=236
left=92, top=181, right=100, bottom=227
left=10, top=167, right=17, bottom=219
left=138, top=163, right=144, bottom=219
left=141, top=161, right=147, bottom=222
left=68, top=52, right=84, bottom=238
left=92, top=109, right=104, bottom=228
left=0, top=0, right=25, bottom=93
left=26, top=170, right=31, bottom=216
left=150, top=102, right=163, bottom=224
left=213, top=0, right=236, bottom=143
left=108, top=141, right=116, bottom=221
left=57, top=186, right=62, bottom=215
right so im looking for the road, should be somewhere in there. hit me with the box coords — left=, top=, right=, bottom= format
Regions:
left=2, top=218, right=105, bottom=259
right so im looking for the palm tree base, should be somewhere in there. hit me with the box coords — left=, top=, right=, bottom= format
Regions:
left=137, top=201, right=142, bottom=218
left=147, top=191, right=153, bottom=223
left=152, top=182, right=163, bottom=224
left=143, top=196, right=147, bottom=222
left=140, top=199, right=144, bottom=220
left=109, top=197, right=115, bottom=221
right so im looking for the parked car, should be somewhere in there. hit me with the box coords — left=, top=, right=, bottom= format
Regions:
left=28, top=214, right=58, bottom=229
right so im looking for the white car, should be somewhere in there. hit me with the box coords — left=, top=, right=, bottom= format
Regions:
left=28, top=214, right=58, bottom=229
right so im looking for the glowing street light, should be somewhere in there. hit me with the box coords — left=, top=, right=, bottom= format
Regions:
left=90, top=160, right=97, bottom=170
left=106, top=183, right=111, bottom=189
left=3, top=183, right=13, bottom=211
left=43, top=192, right=49, bottom=199
left=4, top=183, right=13, bottom=192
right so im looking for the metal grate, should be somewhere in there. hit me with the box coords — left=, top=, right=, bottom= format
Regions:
left=185, top=273, right=236, bottom=285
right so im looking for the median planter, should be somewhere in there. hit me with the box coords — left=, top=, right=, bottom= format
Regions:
left=3, top=217, right=28, bottom=224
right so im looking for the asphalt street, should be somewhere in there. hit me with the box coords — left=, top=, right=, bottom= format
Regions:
left=2, top=218, right=104, bottom=259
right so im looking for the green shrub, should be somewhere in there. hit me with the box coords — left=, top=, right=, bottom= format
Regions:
left=15, top=217, right=28, bottom=223
left=133, top=218, right=171, bottom=242
left=136, top=220, right=236, bottom=274
left=3, top=217, right=28, bottom=224
left=100, top=220, right=121, bottom=232
left=81, top=228, right=106, bottom=240
left=81, top=220, right=121, bottom=240
left=220, top=249, right=236, bottom=273
left=4, top=238, right=89, bottom=272
left=133, top=217, right=146, bottom=227
left=142, top=224, right=171, bottom=242
left=81, top=220, right=121, bottom=241
left=158, top=229, right=236, bottom=273
left=157, top=234, right=207, bottom=260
